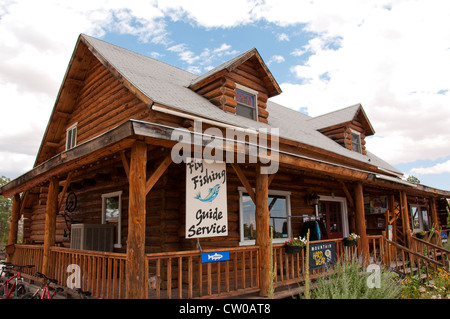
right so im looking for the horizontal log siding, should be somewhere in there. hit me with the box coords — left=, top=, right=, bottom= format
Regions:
left=55, top=58, right=150, bottom=155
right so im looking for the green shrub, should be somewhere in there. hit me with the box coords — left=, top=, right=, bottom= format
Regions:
left=306, top=257, right=402, bottom=299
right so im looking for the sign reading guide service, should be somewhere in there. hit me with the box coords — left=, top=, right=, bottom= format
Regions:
left=185, top=158, right=228, bottom=239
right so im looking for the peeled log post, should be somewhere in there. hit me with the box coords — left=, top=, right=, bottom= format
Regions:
left=354, top=182, right=369, bottom=265
left=126, top=141, right=148, bottom=299
left=255, top=165, right=269, bottom=297
left=6, top=194, right=21, bottom=262
left=42, top=177, right=59, bottom=276
left=400, top=191, right=411, bottom=248
left=7, top=193, right=21, bottom=245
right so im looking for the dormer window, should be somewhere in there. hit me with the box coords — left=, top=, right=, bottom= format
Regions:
left=235, top=85, right=258, bottom=121
left=350, top=130, right=362, bottom=153
left=66, top=123, right=77, bottom=150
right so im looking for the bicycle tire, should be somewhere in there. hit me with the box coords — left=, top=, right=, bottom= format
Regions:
left=11, top=282, right=29, bottom=299
left=0, top=283, right=5, bottom=298
left=20, top=291, right=39, bottom=299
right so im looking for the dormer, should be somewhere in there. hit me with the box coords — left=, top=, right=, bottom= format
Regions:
left=307, top=104, right=375, bottom=155
left=189, top=48, right=281, bottom=123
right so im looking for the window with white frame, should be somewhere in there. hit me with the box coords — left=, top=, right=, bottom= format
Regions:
left=239, top=187, right=291, bottom=245
left=102, top=191, right=122, bottom=248
left=66, top=123, right=77, bottom=150
left=235, top=84, right=258, bottom=121
left=350, top=130, right=362, bottom=153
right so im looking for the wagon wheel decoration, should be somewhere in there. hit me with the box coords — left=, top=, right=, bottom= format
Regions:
left=65, top=191, right=77, bottom=213
left=63, top=192, right=77, bottom=237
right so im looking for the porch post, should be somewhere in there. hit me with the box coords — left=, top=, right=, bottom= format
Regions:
left=125, top=141, right=147, bottom=299
left=400, top=191, right=411, bottom=247
left=354, top=182, right=369, bottom=264
left=42, top=177, right=59, bottom=276
left=7, top=193, right=21, bottom=245
left=429, top=197, right=439, bottom=229
left=255, top=165, right=269, bottom=297
left=6, top=193, right=21, bottom=262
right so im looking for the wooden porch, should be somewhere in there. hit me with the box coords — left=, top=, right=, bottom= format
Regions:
left=9, top=236, right=380, bottom=299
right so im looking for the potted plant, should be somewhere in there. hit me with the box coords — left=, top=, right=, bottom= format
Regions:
left=416, top=231, right=427, bottom=239
left=285, top=237, right=307, bottom=254
left=343, top=233, right=360, bottom=247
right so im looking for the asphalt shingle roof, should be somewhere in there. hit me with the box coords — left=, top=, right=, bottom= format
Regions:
left=82, top=34, right=401, bottom=175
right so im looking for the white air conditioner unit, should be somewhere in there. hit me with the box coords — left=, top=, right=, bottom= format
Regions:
left=70, top=223, right=114, bottom=252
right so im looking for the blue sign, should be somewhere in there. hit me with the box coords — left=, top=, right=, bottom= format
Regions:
left=201, top=251, right=230, bottom=263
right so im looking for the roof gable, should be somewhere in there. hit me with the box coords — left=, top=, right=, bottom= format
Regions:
left=307, top=103, right=375, bottom=136
left=189, top=48, right=281, bottom=98
left=34, top=37, right=94, bottom=166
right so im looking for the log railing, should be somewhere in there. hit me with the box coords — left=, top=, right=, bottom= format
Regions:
left=146, top=246, right=260, bottom=299
left=48, top=247, right=127, bottom=299
left=272, top=237, right=382, bottom=287
left=382, top=237, right=445, bottom=279
left=410, top=235, right=450, bottom=270
left=9, top=244, right=44, bottom=277
left=8, top=237, right=385, bottom=299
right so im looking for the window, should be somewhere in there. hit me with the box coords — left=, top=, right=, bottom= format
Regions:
left=102, top=191, right=122, bottom=248
left=350, top=131, right=362, bottom=153
left=239, top=187, right=291, bottom=245
left=235, top=85, right=258, bottom=120
left=411, top=205, right=430, bottom=232
left=66, top=123, right=77, bottom=150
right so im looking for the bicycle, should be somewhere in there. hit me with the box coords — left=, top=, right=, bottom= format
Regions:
left=0, top=262, right=12, bottom=279
left=75, top=288, right=91, bottom=299
left=0, top=264, right=34, bottom=299
left=20, top=272, right=65, bottom=299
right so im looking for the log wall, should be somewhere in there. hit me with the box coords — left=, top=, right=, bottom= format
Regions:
left=23, top=156, right=351, bottom=254
left=53, top=57, right=151, bottom=155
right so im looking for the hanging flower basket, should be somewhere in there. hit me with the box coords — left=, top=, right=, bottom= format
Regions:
left=343, top=238, right=358, bottom=247
left=284, top=237, right=306, bottom=254
left=285, top=245, right=304, bottom=254
left=343, top=233, right=360, bottom=247
left=416, top=231, right=426, bottom=239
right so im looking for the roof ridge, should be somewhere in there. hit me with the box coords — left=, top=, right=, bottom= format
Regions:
left=189, top=47, right=257, bottom=87
left=307, top=103, right=361, bottom=121
left=81, top=34, right=198, bottom=79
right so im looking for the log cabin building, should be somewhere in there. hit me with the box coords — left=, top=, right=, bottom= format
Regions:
left=2, top=34, right=450, bottom=299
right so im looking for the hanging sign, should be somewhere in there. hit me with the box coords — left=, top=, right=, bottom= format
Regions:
left=201, top=251, right=230, bottom=263
left=185, top=158, right=228, bottom=239
left=309, top=241, right=336, bottom=270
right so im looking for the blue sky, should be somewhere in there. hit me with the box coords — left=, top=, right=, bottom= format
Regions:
left=0, top=0, right=449, bottom=191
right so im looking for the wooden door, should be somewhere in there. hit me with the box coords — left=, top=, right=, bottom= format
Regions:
left=319, top=201, right=343, bottom=239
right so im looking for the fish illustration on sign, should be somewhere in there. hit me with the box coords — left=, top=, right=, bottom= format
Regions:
left=208, top=253, right=223, bottom=261
left=195, top=184, right=221, bottom=202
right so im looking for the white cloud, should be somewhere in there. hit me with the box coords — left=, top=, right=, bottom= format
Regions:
left=410, top=160, right=450, bottom=175
left=268, top=55, right=285, bottom=65
left=270, top=0, right=450, bottom=165
left=278, top=33, right=290, bottom=42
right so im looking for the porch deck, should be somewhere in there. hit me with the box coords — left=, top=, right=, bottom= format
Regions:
left=9, top=236, right=381, bottom=299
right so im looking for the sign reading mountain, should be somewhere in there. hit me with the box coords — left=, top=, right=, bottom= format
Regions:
left=186, top=158, right=228, bottom=239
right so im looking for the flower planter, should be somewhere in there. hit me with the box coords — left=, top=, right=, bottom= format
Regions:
left=285, top=245, right=304, bottom=254
left=416, top=232, right=426, bottom=239
left=343, top=238, right=358, bottom=247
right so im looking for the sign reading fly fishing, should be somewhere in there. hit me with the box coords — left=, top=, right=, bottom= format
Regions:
left=186, top=158, right=228, bottom=239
